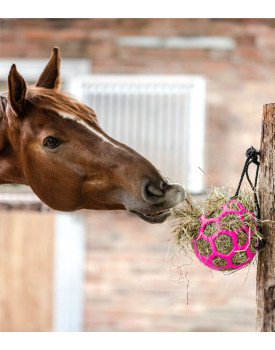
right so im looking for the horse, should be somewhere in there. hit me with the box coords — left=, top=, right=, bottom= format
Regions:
left=0, top=47, right=185, bottom=223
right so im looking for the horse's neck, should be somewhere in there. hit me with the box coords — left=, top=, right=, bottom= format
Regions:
left=0, top=93, right=27, bottom=185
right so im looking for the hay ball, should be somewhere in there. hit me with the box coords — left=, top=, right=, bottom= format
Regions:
left=193, top=199, right=258, bottom=271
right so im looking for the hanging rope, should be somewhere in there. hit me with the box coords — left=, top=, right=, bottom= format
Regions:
left=231, top=146, right=265, bottom=250
left=233, top=146, right=261, bottom=221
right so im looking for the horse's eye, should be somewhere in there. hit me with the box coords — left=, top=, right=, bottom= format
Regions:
left=43, top=137, right=60, bottom=149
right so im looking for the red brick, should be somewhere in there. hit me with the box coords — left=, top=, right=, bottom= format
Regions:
left=1, top=19, right=274, bottom=330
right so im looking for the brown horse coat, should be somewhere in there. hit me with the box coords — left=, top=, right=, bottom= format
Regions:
left=0, top=48, right=185, bottom=223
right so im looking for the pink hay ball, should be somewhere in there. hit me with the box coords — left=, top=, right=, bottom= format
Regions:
left=192, top=199, right=258, bottom=271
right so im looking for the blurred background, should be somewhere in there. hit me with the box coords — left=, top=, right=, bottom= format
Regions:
left=0, top=18, right=275, bottom=331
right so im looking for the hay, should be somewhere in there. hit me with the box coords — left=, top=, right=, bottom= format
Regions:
left=232, top=251, right=248, bottom=265
left=212, top=257, right=227, bottom=267
left=170, top=186, right=264, bottom=271
left=227, top=201, right=240, bottom=210
left=236, top=229, right=247, bottom=245
left=249, top=235, right=258, bottom=253
left=215, top=234, right=233, bottom=254
left=220, top=213, right=243, bottom=231
left=204, top=222, right=217, bottom=236
left=242, top=211, right=256, bottom=228
left=195, top=238, right=211, bottom=256
left=171, top=196, right=202, bottom=248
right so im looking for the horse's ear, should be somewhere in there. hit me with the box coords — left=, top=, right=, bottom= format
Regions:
left=35, top=47, right=61, bottom=89
left=8, top=64, right=27, bottom=116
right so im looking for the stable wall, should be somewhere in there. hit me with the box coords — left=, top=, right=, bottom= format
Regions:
left=1, top=18, right=275, bottom=186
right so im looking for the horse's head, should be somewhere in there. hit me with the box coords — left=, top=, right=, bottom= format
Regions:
left=3, top=47, right=185, bottom=223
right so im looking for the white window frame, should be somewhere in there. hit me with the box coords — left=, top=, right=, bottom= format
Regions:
left=69, top=74, right=206, bottom=194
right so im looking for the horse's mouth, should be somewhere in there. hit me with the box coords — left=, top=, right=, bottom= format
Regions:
left=130, top=209, right=171, bottom=223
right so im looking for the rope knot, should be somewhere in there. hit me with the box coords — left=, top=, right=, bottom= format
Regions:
left=246, top=146, right=260, bottom=164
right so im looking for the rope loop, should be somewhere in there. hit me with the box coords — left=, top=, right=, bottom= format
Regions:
left=231, top=146, right=265, bottom=249
left=233, top=146, right=261, bottom=221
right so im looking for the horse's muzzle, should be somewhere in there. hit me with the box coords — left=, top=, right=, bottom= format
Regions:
left=130, top=182, right=185, bottom=223
left=142, top=180, right=185, bottom=206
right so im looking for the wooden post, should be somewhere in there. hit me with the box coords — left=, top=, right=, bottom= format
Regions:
left=256, top=103, right=275, bottom=332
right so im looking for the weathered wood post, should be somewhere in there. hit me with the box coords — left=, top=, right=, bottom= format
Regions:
left=256, top=103, right=275, bottom=332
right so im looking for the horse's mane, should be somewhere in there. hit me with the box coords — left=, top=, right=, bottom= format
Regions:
left=26, top=86, right=97, bottom=123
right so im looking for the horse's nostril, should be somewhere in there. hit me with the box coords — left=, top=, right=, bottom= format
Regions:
left=142, top=178, right=185, bottom=206
left=160, top=180, right=168, bottom=192
left=142, top=178, right=171, bottom=204
left=147, top=184, right=164, bottom=197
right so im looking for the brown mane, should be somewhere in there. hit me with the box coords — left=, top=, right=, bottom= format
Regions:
left=26, top=86, right=97, bottom=123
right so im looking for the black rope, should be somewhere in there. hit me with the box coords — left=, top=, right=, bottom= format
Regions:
left=232, top=146, right=261, bottom=221
left=231, top=146, right=265, bottom=250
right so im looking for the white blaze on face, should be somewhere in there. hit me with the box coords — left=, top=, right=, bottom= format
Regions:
left=58, top=112, right=122, bottom=150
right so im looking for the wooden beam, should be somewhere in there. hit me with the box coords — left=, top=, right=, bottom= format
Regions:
left=256, top=104, right=275, bottom=332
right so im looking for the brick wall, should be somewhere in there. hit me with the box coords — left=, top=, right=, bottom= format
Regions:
left=1, top=19, right=273, bottom=331
left=84, top=210, right=257, bottom=331
left=1, top=18, right=275, bottom=186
